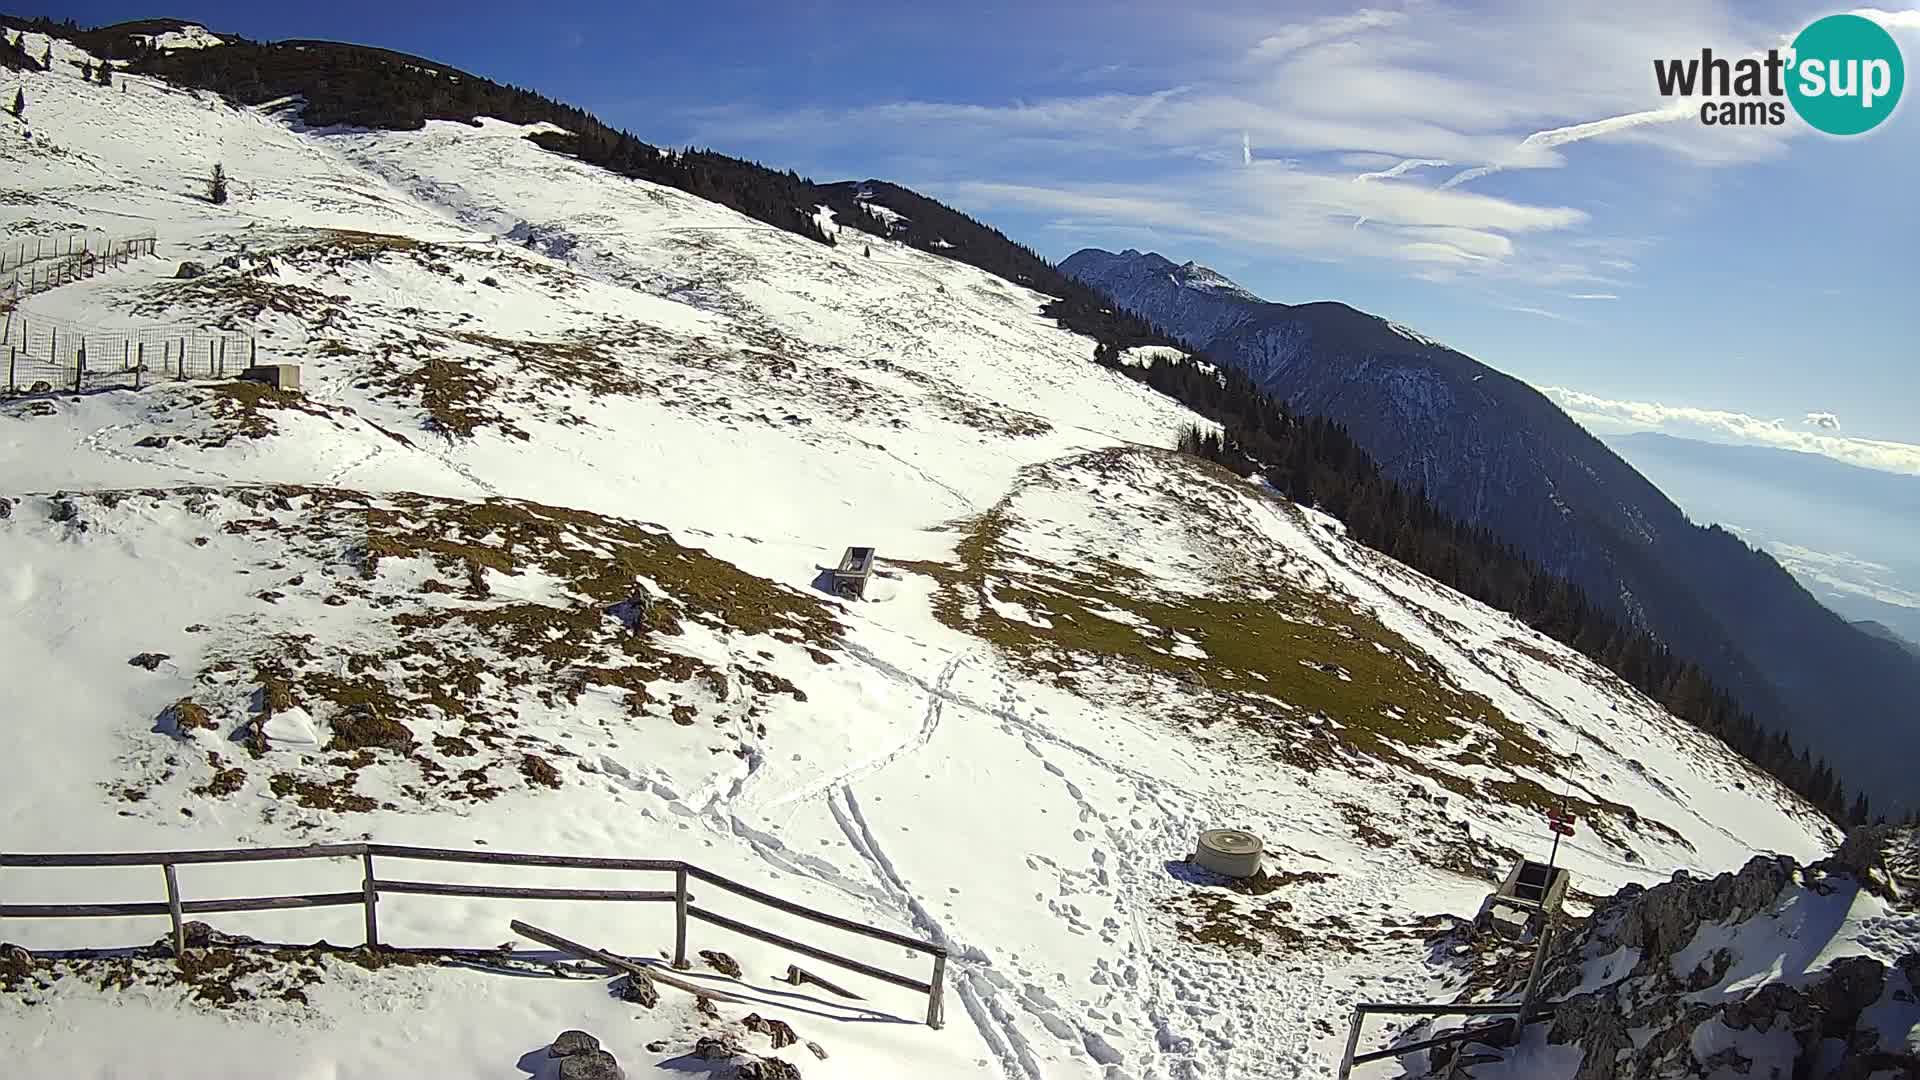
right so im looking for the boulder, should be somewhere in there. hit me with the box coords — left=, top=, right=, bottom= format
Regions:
left=0, top=497, right=12, bottom=519
left=0, top=943, right=33, bottom=980
left=174, top=260, right=207, bottom=279
left=741, top=1014, right=797, bottom=1050
left=549, top=1030, right=600, bottom=1057
left=734, top=1059, right=802, bottom=1080
left=700, top=949, right=743, bottom=978
left=694, top=1034, right=742, bottom=1060
left=128, top=652, right=170, bottom=671
left=557, top=1050, right=621, bottom=1080
left=27, top=380, right=52, bottom=393
left=612, top=972, right=658, bottom=1008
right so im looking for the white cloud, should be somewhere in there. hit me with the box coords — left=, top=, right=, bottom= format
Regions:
left=679, top=3, right=1920, bottom=282
left=1566, top=292, right=1619, bottom=300
left=941, top=166, right=1584, bottom=274
left=1542, top=387, right=1920, bottom=475
left=1852, top=8, right=1920, bottom=32
left=1805, top=411, right=1841, bottom=431
left=1246, top=9, right=1408, bottom=60
left=1437, top=104, right=1701, bottom=189
left=1354, top=158, right=1450, bottom=183
left=1765, top=541, right=1920, bottom=610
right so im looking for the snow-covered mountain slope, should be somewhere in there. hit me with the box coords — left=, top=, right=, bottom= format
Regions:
left=1060, top=247, right=1920, bottom=819
left=0, top=32, right=1848, bottom=1080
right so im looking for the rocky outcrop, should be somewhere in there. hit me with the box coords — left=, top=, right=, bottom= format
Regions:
left=548, top=1030, right=621, bottom=1080
left=1444, top=835, right=1920, bottom=1079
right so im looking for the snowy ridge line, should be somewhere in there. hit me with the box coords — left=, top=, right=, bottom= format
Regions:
left=1, top=839, right=950, bottom=1021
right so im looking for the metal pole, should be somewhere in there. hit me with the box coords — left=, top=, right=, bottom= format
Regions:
left=7, top=346, right=14, bottom=394
left=673, top=866, right=690, bottom=969
left=162, top=864, right=186, bottom=957
left=135, top=342, right=143, bottom=389
left=74, top=343, right=84, bottom=393
left=926, top=952, right=947, bottom=1029
left=218, top=338, right=225, bottom=376
left=1336, top=1007, right=1367, bottom=1080
left=362, top=851, right=379, bottom=947
left=1513, top=918, right=1555, bottom=1045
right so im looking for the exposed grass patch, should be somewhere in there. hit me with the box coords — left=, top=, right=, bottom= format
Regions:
left=0, top=935, right=446, bottom=1012
left=1165, top=894, right=1303, bottom=952
left=203, top=381, right=329, bottom=442
left=125, top=487, right=838, bottom=819
left=900, top=448, right=1675, bottom=846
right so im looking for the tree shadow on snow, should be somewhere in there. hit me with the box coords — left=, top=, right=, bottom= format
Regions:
left=598, top=956, right=918, bottom=1026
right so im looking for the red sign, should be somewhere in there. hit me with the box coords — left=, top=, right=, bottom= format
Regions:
left=1549, top=821, right=1576, bottom=837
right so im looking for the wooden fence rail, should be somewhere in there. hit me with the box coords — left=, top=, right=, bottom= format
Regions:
left=0, top=841, right=948, bottom=1028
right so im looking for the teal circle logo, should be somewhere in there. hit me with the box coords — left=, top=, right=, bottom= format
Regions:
left=1787, top=14, right=1904, bottom=135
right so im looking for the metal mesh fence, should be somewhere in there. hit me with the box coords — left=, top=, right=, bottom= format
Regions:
left=1, top=309, right=256, bottom=394
left=0, top=231, right=158, bottom=293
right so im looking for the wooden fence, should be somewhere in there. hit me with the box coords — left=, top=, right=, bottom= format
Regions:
left=0, top=841, right=948, bottom=1028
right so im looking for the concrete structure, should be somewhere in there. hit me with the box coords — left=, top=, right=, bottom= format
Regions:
left=832, top=546, right=876, bottom=600
left=239, top=363, right=300, bottom=392
left=1194, top=828, right=1263, bottom=878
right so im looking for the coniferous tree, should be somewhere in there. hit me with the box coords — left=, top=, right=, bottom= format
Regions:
left=9, top=89, right=21, bottom=119
left=96, top=61, right=112, bottom=87
left=209, top=163, right=228, bottom=204
left=80, top=59, right=92, bottom=81
left=42, top=45, right=51, bottom=68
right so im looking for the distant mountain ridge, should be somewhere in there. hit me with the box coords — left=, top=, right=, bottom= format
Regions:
left=1858, top=620, right=1920, bottom=657
left=1062, top=246, right=1920, bottom=812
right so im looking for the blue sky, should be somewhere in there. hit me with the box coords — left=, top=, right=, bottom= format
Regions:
left=46, top=1, right=1920, bottom=463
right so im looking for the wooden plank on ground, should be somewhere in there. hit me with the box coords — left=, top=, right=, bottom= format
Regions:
left=509, top=919, right=751, bottom=1005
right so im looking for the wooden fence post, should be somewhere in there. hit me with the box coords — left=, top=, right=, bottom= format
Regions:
left=162, top=863, right=186, bottom=957
left=74, top=343, right=84, bottom=393
left=361, top=850, right=379, bottom=947
left=673, top=866, right=690, bottom=969
left=1335, top=1008, right=1367, bottom=1080
left=927, top=952, right=947, bottom=1029
left=135, top=343, right=144, bottom=389
left=7, top=347, right=14, bottom=395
